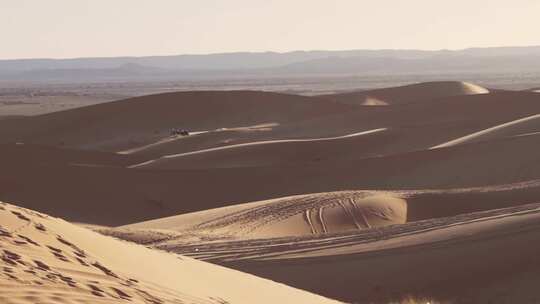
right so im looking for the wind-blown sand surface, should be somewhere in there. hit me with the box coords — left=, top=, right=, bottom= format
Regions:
left=0, top=202, right=339, bottom=304
left=3, top=81, right=540, bottom=303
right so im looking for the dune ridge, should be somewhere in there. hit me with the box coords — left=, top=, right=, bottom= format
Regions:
left=321, top=81, right=489, bottom=106
left=431, top=113, right=540, bottom=149
left=131, top=128, right=387, bottom=169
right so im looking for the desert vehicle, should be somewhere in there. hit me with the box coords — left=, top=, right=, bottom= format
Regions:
left=170, top=128, right=190, bottom=136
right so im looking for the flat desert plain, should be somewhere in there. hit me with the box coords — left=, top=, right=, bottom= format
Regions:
left=3, top=81, right=540, bottom=303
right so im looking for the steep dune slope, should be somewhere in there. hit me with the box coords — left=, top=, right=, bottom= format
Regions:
left=321, top=81, right=489, bottom=106
left=0, top=202, right=339, bottom=304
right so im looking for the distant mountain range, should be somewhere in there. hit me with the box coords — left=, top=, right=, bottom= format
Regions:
left=2, top=46, right=540, bottom=82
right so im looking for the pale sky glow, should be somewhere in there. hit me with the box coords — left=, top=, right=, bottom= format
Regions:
left=1, top=0, right=540, bottom=59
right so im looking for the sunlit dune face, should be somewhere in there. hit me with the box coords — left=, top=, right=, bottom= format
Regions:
left=460, top=82, right=490, bottom=95
left=361, top=96, right=389, bottom=106
left=193, top=192, right=407, bottom=238
left=303, top=194, right=407, bottom=234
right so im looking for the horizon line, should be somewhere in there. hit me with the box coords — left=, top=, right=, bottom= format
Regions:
left=2, top=44, right=540, bottom=62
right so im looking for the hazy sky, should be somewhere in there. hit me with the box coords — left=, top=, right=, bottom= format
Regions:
left=1, top=0, right=539, bottom=59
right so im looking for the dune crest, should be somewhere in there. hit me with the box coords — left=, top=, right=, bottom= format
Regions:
left=432, top=113, right=540, bottom=149
left=131, top=128, right=387, bottom=169
left=321, top=81, right=489, bottom=105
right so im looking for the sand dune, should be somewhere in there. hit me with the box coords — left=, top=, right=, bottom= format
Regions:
left=0, top=91, right=351, bottom=151
left=177, top=202, right=540, bottom=303
left=321, top=81, right=489, bottom=106
left=132, top=128, right=386, bottom=169
left=2, top=85, right=535, bottom=163
left=3, top=133, right=540, bottom=226
left=1, top=88, right=539, bottom=164
left=4, top=82, right=540, bottom=303
left=101, top=198, right=540, bottom=303
left=0, top=202, right=339, bottom=304
left=120, top=191, right=406, bottom=240
left=130, top=90, right=540, bottom=168
left=101, top=180, right=540, bottom=247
